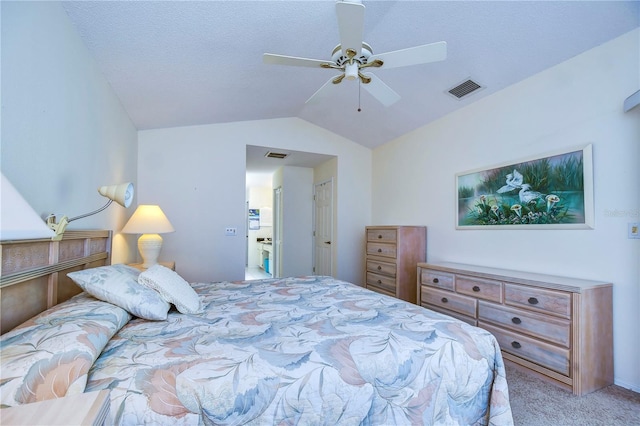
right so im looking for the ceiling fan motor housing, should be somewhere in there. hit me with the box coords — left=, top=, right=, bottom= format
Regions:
left=331, top=43, right=373, bottom=67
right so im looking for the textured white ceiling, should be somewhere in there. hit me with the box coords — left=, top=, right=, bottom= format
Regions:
left=62, top=1, right=638, bottom=152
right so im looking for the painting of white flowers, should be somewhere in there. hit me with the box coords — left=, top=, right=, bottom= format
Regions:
left=456, top=144, right=594, bottom=229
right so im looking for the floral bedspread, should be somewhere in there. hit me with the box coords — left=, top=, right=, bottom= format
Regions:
left=86, top=276, right=513, bottom=425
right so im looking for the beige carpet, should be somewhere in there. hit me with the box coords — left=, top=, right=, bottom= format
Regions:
left=505, top=363, right=640, bottom=425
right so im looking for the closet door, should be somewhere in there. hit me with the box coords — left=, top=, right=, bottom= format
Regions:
left=313, top=179, right=333, bottom=276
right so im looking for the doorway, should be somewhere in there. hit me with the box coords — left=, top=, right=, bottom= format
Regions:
left=245, top=145, right=336, bottom=280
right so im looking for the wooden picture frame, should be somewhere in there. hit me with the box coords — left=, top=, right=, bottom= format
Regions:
left=456, top=144, right=594, bottom=229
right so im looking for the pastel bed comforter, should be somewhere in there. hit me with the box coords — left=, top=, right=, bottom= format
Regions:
left=1, top=275, right=513, bottom=425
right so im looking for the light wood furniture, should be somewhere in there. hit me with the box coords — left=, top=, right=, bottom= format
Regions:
left=127, top=261, right=175, bottom=272
left=417, top=262, right=613, bottom=396
left=364, top=226, right=426, bottom=303
left=0, top=230, right=112, bottom=334
left=0, top=390, right=110, bottom=425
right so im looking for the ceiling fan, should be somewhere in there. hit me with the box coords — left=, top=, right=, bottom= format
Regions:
left=263, top=0, right=447, bottom=108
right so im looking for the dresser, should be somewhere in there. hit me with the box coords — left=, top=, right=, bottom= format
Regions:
left=364, top=226, right=426, bottom=303
left=417, top=262, right=613, bottom=396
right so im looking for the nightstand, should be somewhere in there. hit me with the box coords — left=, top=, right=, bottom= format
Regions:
left=127, top=261, right=175, bottom=271
left=0, top=389, right=110, bottom=425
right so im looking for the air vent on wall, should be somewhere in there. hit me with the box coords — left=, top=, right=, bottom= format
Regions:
left=265, top=151, right=288, bottom=159
left=447, top=79, right=483, bottom=99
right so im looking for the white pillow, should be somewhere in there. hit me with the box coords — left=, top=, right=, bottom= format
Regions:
left=67, top=264, right=170, bottom=320
left=138, top=264, right=201, bottom=314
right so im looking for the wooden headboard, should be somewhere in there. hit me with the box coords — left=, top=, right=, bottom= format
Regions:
left=0, top=230, right=112, bottom=334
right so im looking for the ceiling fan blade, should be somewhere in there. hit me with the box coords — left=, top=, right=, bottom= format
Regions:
left=336, top=1, right=365, bottom=55
left=263, top=53, right=335, bottom=68
left=361, top=72, right=401, bottom=107
left=305, top=76, right=341, bottom=104
left=369, top=41, right=447, bottom=69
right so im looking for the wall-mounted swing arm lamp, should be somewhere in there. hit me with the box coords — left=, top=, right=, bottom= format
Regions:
left=46, top=182, right=134, bottom=241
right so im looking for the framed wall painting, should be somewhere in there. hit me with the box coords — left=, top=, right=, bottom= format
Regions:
left=248, top=209, right=260, bottom=230
left=456, top=144, right=594, bottom=230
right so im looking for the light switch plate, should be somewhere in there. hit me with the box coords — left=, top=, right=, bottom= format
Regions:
left=628, top=223, right=640, bottom=239
left=225, top=227, right=237, bottom=236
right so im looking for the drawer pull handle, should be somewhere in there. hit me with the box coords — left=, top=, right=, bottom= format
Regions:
left=377, top=280, right=382, bottom=284
left=377, top=234, right=383, bottom=239
left=528, top=297, right=539, bottom=305
left=441, top=297, right=448, bottom=303
left=432, top=278, right=439, bottom=284
left=511, top=341, right=522, bottom=349
left=377, top=248, right=382, bottom=253
left=511, top=317, right=522, bottom=324
left=472, top=286, right=480, bottom=292
left=377, top=265, right=382, bottom=270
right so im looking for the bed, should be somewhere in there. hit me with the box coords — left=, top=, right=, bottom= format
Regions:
left=0, top=232, right=513, bottom=425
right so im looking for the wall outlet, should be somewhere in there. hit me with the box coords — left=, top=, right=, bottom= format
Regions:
left=225, top=227, right=237, bottom=236
left=629, top=223, right=640, bottom=239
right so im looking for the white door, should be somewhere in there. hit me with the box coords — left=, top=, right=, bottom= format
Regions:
left=273, top=186, right=283, bottom=278
left=313, top=179, right=333, bottom=276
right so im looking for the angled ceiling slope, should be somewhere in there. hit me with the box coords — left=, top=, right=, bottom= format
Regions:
left=61, top=1, right=640, bottom=149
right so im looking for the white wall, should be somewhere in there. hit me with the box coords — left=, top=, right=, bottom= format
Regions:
left=372, top=30, right=640, bottom=391
left=1, top=1, right=138, bottom=263
left=138, top=118, right=371, bottom=285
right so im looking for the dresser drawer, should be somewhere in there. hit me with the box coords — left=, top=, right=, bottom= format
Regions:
left=424, top=304, right=477, bottom=327
left=421, top=287, right=476, bottom=318
left=504, top=283, right=571, bottom=318
left=366, top=242, right=397, bottom=259
left=367, top=283, right=396, bottom=298
left=481, top=323, right=570, bottom=376
left=478, top=301, right=571, bottom=347
left=420, top=269, right=455, bottom=291
left=367, top=228, right=397, bottom=243
left=366, top=259, right=396, bottom=277
left=456, top=275, right=502, bottom=303
left=366, top=272, right=396, bottom=294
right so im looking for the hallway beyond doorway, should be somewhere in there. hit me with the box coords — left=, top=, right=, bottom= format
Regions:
left=245, top=266, right=271, bottom=280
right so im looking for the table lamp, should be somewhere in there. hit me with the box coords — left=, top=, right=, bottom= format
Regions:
left=121, top=205, right=175, bottom=268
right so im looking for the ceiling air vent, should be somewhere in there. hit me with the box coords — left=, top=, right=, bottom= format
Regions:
left=265, top=151, right=288, bottom=159
left=447, top=79, right=483, bottom=99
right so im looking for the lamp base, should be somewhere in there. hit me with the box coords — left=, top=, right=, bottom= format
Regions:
left=137, top=233, right=163, bottom=268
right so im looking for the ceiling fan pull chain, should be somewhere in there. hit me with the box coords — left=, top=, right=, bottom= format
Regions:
left=358, top=79, right=361, bottom=112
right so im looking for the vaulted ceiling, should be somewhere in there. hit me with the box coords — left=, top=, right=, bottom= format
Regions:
left=62, top=1, right=638, bottom=151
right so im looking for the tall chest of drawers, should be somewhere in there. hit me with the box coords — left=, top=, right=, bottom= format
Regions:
left=364, top=226, right=426, bottom=303
left=417, top=262, right=613, bottom=396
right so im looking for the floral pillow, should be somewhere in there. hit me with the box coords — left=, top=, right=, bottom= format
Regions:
left=0, top=293, right=130, bottom=407
left=138, top=264, right=201, bottom=314
left=67, top=264, right=170, bottom=320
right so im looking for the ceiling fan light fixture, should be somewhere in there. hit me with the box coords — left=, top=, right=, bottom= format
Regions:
left=345, top=62, right=359, bottom=80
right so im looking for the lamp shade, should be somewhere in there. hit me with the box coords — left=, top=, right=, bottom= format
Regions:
left=0, top=173, right=55, bottom=240
left=121, top=205, right=175, bottom=234
left=98, top=183, right=134, bottom=208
